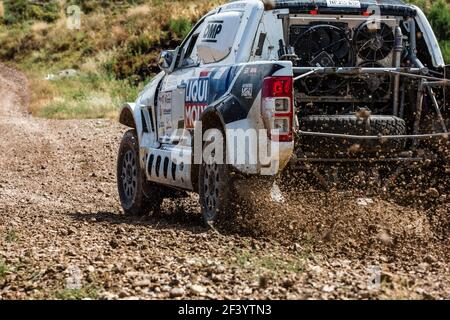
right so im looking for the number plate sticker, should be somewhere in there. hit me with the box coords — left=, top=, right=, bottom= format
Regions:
left=157, top=91, right=173, bottom=139
left=326, top=0, right=361, bottom=8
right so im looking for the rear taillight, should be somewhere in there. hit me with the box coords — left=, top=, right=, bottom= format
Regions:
left=261, top=76, right=294, bottom=142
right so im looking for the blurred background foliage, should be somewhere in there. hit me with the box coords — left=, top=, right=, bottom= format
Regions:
left=0, top=0, right=222, bottom=118
left=0, top=0, right=447, bottom=119
left=406, top=0, right=450, bottom=63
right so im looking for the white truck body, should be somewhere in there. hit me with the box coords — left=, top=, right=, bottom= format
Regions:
left=119, top=0, right=447, bottom=195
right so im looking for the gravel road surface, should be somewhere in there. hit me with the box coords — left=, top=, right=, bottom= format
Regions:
left=0, top=64, right=449, bottom=300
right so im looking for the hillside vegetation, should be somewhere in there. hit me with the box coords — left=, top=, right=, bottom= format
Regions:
left=0, top=0, right=224, bottom=119
left=0, top=0, right=448, bottom=119
left=406, top=0, right=450, bottom=61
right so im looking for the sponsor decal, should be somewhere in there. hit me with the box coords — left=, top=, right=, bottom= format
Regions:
left=185, top=77, right=209, bottom=129
left=185, top=105, right=207, bottom=130
left=243, top=67, right=258, bottom=75
left=326, top=0, right=361, bottom=8
left=200, top=70, right=210, bottom=78
left=202, top=20, right=223, bottom=43
left=224, top=2, right=246, bottom=11
left=241, top=83, right=253, bottom=98
left=158, top=91, right=173, bottom=137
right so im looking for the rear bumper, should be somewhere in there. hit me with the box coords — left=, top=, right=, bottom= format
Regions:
left=290, top=153, right=431, bottom=165
left=229, top=140, right=294, bottom=176
left=291, top=130, right=449, bottom=165
left=297, top=130, right=449, bottom=141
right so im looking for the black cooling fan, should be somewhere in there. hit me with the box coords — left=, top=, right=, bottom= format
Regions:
left=350, top=62, right=391, bottom=99
left=293, top=25, right=352, bottom=67
left=355, top=22, right=395, bottom=62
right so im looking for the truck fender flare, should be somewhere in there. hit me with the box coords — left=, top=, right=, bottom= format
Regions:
left=119, top=103, right=137, bottom=129
left=191, top=107, right=227, bottom=193
left=119, top=103, right=145, bottom=146
left=200, top=107, right=227, bottom=133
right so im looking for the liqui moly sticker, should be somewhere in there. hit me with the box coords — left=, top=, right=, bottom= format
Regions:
left=185, top=77, right=209, bottom=129
left=326, top=0, right=361, bottom=8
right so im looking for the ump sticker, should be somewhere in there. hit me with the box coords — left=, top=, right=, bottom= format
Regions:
left=185, top=77, right=210, bottom=129
left=202, top=20, right=223, bottom=43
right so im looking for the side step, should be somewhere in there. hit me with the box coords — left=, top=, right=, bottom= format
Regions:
left=143, top=145, right=194, bottom=191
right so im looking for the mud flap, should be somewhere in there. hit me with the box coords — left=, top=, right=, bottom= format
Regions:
left=233, top=176, right=285, bottom=205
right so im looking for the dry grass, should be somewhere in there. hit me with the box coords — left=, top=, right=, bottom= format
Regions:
left=7, top=0, right=225, bottom=119
left=28, top=75, right=58, bottom=117
left=126, top=4, right=152, bottom=18
left=3, top=0, right=445, bottom=120
left=30, top=21, right=49, bottom=33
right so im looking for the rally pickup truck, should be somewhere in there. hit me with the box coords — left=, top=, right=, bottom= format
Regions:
left=117, top=0, right=449, bottom=224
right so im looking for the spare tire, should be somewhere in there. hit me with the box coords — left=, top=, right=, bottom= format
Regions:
left=298, top=115, right=407, bottom=155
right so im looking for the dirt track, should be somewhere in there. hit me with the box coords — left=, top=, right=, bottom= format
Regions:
left=0, top=65, right=449, bottom=300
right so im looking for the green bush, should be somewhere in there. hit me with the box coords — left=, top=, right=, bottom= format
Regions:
left=428, top=0, right=450, bottom=41
left=0, top=260, right=7, bottom=279
left=2, top=0, right=60, bottom=24
left=440, top=41, right=450, bottom=64
left=406, top=0, right=450, bottom=63
left=428, top=0, right=450, bottom=64
left=168, top=17, right=193, bottom=39
left=111, top=51, right=160, bottom=82
left=66, top=0, right=145, bottom=14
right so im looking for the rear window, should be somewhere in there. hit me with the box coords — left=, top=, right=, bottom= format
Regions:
left=197, top=11, right=243, bottom=64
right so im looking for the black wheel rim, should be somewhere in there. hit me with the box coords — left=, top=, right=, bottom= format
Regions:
left=121, top=149, right=138, bottom=204
left=203, top=160, right=220, bottom=222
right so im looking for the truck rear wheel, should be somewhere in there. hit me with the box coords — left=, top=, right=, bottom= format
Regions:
left=117, top=130, right=162, bottom=216
left=198, top=129, right=238, bottom=226
left=199, top=132, right=234, bottom=226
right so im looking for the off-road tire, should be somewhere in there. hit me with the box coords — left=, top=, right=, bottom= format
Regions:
left=117, top=130, right=162, bottom=216
left=299, top=115, right=407, bottom=154
left=199, top=132, right=235, bottom=227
